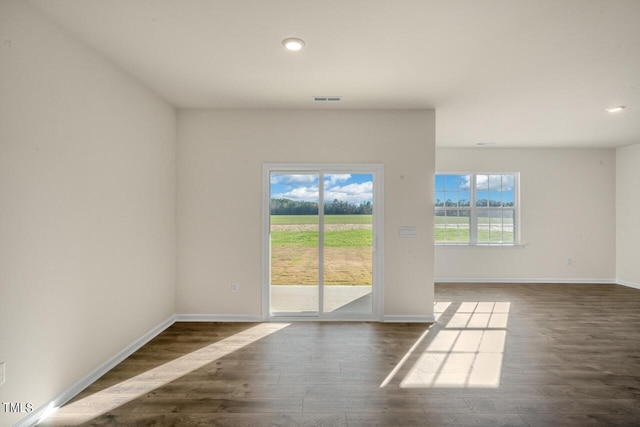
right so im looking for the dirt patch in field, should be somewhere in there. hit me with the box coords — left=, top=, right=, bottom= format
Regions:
left=271, top=246, right=372, bottom=285
left=271, top=224, right=372, bottom=232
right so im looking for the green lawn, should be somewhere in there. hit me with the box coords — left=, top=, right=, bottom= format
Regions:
left=271, top=214, right=511, bottom=244
left=435, top=227, right=514, bottom=243
left=435, top=214, right=514, bottom=243
left=435, top=216, right=468, bottom=225
left=271, top=230, right=372, bottom=247
left=434, top=228, right=470, bottom=242
left=435, top=216, right=513, bottom=225
left=271, top=215, right=373, bottom=248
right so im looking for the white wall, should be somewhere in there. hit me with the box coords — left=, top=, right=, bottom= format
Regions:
left=177, top=109, right=435, bottom=320
left=616, top=143, right=640, bottom=287
left=0, top=1, right=176, bottom=424
left=435, top=148, right=616, bottom=282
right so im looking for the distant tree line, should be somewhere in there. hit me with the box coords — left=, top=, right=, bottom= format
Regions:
left=435, top=199, right=514, bottom=208
left=325, top=199, right=372, bottom=215
left=270, top=199, right=318, bottom=215
left=271, top=198, right=373, bottom=215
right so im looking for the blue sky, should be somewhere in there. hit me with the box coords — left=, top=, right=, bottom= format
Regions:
left=271, top=173, right=373, bottom=204
left=435, top=174, right=515, bottom=204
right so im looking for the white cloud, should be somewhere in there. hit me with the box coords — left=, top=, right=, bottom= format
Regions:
left=500, top=175, right=515, bottom=191
left=324, top=174, right=351, bottom=186
left=326, top=181, right=373, bottom=204
left=476, top=174, right=514, bottom=192
left=270, top=174, right=317, bottom=185
left=271, top=175, right=374, bottom=204
left=460, top=175, right=471, bottom=190
left=476, top=175, right=488, bottom=190
left=272, top=186, right=319, bottom=202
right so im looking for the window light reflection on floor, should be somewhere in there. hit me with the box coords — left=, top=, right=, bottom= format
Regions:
left=384, top=301, right=510, bottom=389
left=43, top=323, right=291, bottom=426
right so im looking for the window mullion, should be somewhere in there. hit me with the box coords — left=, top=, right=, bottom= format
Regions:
left=514, top=173, right=520, bottom=244
left=318, top=172, right=324, bottom=315
left=470, top=174, right=477, bottom=244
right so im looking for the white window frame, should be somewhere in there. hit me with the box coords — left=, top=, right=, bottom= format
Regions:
left=262, top=163, right=385, bottom=321
left=435, top=172, right=521, bottom=246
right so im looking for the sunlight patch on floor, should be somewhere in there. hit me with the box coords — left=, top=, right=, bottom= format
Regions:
left=43, top=323, right=291, bottom=425
left=401, top=329, right=505, bottom=388
left=379, top=328, right=431, bottom=388
left=394, top=301, right=510, bottom=389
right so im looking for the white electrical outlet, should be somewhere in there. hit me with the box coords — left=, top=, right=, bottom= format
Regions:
left=232, top=282, right=239, bottom=293
left=0, top=362, right=5, bottom=386
left=566, top=257, right=572, bottom=266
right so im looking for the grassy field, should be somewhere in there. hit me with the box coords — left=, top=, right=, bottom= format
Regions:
left=271, top=230, right=372, bottom=247
left=271, top=215, right=373, bottom=285
left=435, top=227, right=514, bottom=243
left=435, top=216, right=514, bottom=225
left=435, top=214, right=514, bottom=243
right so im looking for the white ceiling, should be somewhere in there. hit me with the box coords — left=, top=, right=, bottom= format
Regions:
left=30, top=0, right=640, bottom=148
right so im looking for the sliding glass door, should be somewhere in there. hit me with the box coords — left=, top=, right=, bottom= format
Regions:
left=263, top=164, right=383, bottom=320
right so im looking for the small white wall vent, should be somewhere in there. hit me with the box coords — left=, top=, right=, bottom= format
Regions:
left=313, top=96, right=342, bottom=102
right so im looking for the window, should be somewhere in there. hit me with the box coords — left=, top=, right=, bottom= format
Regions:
left=435, top=173, right=519, bottom=245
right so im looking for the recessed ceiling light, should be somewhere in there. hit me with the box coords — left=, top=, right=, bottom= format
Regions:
left=282, top=37, right=305, bottom=51
left=606, top=106, right=626, bottom=113
left=476, top=142, right=496, bottom=147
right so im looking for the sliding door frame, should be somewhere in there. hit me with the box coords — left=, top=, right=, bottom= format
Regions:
left=262, top=163, right=384, bottom=321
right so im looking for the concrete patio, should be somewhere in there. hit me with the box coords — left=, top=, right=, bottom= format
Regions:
left=271, top=285, right=372, bottom=315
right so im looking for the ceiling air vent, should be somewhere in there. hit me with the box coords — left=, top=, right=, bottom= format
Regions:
left=313, top=96, right=342, bottom=102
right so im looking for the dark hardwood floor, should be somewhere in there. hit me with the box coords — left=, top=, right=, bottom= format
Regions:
left=42, top=283, right=640, bottom=426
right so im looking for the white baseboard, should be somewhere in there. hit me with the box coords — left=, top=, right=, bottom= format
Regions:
left=617, top=279, right=640, bottom=290
left=435, top=277, right=616, bottom=284
left=384, top=314, right=436, bottom=323
left=20, top=314, right=265, bottom=425
left=18, top=315, right=176, bottom=427
left=175, top=313, right=263, bottom=322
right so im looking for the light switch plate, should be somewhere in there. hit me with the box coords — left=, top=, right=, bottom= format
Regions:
left=0, top=362, right=5, bottom=386
left=399, top=226, right=417, bottom=238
